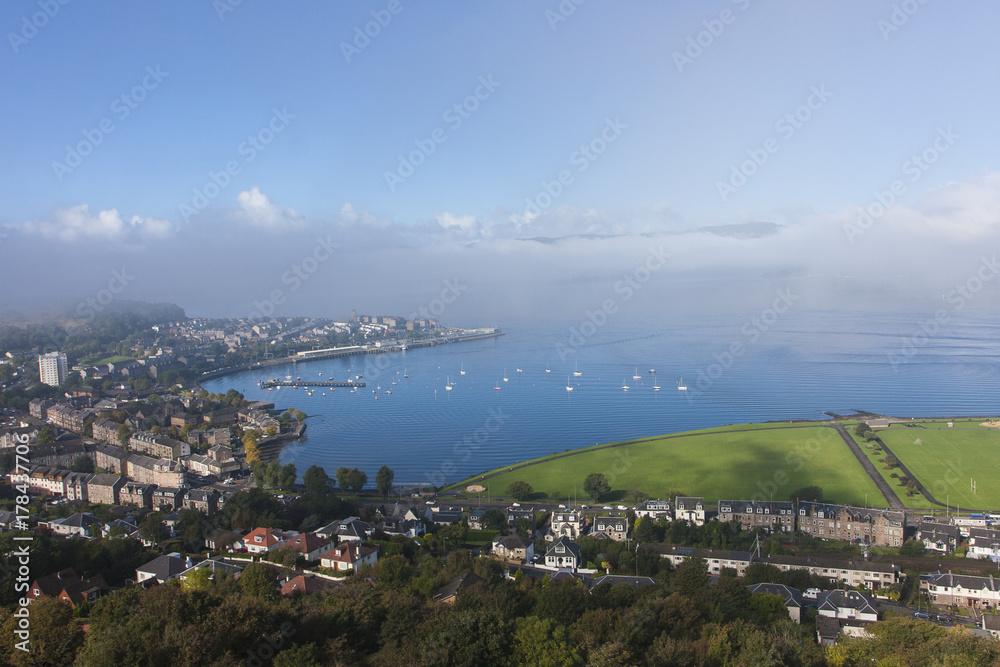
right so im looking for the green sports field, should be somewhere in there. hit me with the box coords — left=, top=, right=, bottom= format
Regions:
left=877, top=421, right=1000, bottom=510
left=458, top=424, right=883, bottom=506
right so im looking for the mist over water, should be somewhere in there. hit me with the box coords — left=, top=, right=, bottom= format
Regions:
left=203, top=309, right=1000, bottom=487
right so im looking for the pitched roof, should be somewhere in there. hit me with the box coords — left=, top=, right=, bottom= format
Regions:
left=545, top=536, right=582, bottom=560
left=747, top=582, right=803, bottom=607
left=323, top=542, right=377, bottom=564
left=493, top=534, right=532, bottom=550
left=285, top=533, right=332, bottom=554
left=137, top=554, right=188, bottom=582
left=280, top=575, right=335, bottom=596
left=30, top=569, right=80, bottom=597
left=244, top=527, right=291, bottom=549
left=817, top=589, right=878, bottom=614
left=434, top=572, right=484, bottom=602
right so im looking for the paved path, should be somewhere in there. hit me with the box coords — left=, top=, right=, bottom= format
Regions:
left=833, top=425, right=903, bottom=510
left=873, top=435, right=945, bottom=508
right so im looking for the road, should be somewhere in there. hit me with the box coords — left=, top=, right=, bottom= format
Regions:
left=833, top=425, right=903, bottom=509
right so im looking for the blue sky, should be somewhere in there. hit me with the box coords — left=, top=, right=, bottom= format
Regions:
left=2, top=1, right=999, bottom=322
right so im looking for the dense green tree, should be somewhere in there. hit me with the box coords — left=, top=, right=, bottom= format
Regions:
left=239, top=562, right=277, bottom=599
left=512, top=616, right=580, bottom=667
left=506, top=480, right=533, bottom=501
left=336, top=466, right=368, bottom=493
left=583, top=473, right=611, bottom=501
left=35, top=424, right=56, bottom=446
left=376, top=465, right=395, bottom=498
left=138, top=514, right=167, bottom=547
left=71, top=454, right=95, bottom=473
left=302, top=464, right=330, bottom=494
left=116, top=424, right=131, bottom=446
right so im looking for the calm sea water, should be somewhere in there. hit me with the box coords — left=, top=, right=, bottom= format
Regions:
left=202, top=310, right=1000, bottom=487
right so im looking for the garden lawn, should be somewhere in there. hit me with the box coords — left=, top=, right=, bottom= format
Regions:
left=469, top=425, right=882, bottom=506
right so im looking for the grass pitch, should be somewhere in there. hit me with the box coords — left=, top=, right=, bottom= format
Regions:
left=456, top=423, right=883, bottom=506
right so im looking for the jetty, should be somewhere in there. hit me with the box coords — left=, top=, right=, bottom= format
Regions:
left=258, top=379, right=366, bottom=389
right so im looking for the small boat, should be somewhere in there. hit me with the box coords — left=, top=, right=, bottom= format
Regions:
left=545, top=365, right=551, bottom=374
left=386, top=390, right=391, bottom=395
left=648, top=368, right=656, bottom=374
left=494, top=381, right=502, bottom=391
left=460, top=362, right=466, bottom=376
left=445, top=375, right=453, bottom=391
left=503, top=368, right=508, bottom=383
left=566, top=376, right=573, bottom=392
left=516, top=363, right=522, bottom=373
left=678, top=378, right=687, bottom=391
left=404, top=368, right=409, bottom=378
left=632, top=367, right=641, bottom=380
left=653, top=384, right=661, bottom=391
left=622, top=378, right=630, bottom=391
left=573, top=362, right=582, bottom=377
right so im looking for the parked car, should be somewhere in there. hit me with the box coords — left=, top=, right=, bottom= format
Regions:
left=913, top=611, right=930, bottom=620
left=558, top=504, right=566, bottom=509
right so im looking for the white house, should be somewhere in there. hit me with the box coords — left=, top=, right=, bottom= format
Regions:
left=544, top=536, right=582, bottom=571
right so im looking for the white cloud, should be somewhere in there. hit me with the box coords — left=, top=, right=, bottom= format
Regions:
left=129, top=215, right=175, bottom=239
left=231, top=187, right=305, bottom=230
left=20, top=204, right=127, bottom=241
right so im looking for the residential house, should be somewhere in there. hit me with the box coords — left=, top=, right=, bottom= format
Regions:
left=814, top=589, right=879, bottom=645
left=981, top=614, right=1000, bottom=639
left=136, top=553, right=189, bottom=584
left=244, top=527, right=292, bottom=554
left=207, top=442, right=234, bottom=458
left=205, top=528, right=243, bottom=552
left=634, top=499, right=672, bottom=521
left=434, top=572, right=484, bottom=604
left=86, top=474, right=125, bottom=505
left=126, top=454, right=186, bottom=487
left=91, top=419, right=121, bottom=445
left=652, top=545, right=753, bottom=577
left=547, top=510, right=584, bottom=542
left=119, top=482, right=156, bottom=509
left=28, top=398, right=55, bottom=420
left=95, top=445, right=130, bottom=474
left=717, top=500, right=796, bottom=534
left=26, top=569, right=108, bottom=608
left=967, top=528, right=1000, bottom=560
left=320, top=542, right=378, bottom=573
left=26, top=466, right=70, bottom=496
left=796, top=501, right=905, bottom=548
left=179, top=558, right=243, bottom=583
left=41, top=512, right=102, bottom=538
left=281, top=574, right=336, bottom=597
left=766, top=554, right=901, bottom=590
left=129, top=432, right=190, bottom=460
left=63, top=471, right=92, bottom=502
left=468, top=509, right=487, bottom=531
left=545, top=536, right=583, bottom=570
left=152, top=487, right=186, bottom=511
left=746, top=583, right=802, bottom=623
left=916, top=522, right=961, bottom=555
left=315, top=518, right=372, bottom=543
left=921, top=571, right=1000, bottom=611
left=184, top=453, right=239, bottom=477
left=591, top=515, right=629, bottom=541
left=675, top=497, right=706, bottom=526
left=182, top=489, right=220, bottom=515
left=285, top=533, right=335, bottom=562
left=506, top=506, right=536, bottom=529
left=379, top=518, right=424, bottom=539
left=492, top=535, right=534, bottom=562
left=425, top=505, right=463, bottom=525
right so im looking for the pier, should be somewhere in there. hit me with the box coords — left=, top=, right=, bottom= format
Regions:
left=258, top=379, right=366, bottom=389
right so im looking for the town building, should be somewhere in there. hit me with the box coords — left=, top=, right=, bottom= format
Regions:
left=634, top=499, right=672, bottom=521
left=38, top=351, right=68, bottom=387
left=591, top=515, right=629, bottom=541
left=796, top=501, right=905, bottom=547
left=916, top=522, right=962, bottom=555
left=675, top=497, right=706, bottom=526
left=717, top=500, right=796, bottom=534
left=320, top=542, right=379, bottom=573
left=766, top=554, right=901, bottom=590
